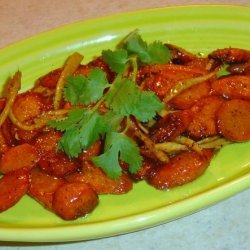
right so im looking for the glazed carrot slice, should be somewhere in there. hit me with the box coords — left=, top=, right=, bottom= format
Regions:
left=66, top=161, right=133, bottom=194
left=78, top=140, right=102, bottom=162
left=138, top=64, right=205, bottom=100
left=0, top=98, right=6, bottom=111
left=0, top=168, right=30, bottom=212
left=211, top=75, right=250, bottom=101
left=1, top=118, right=16, bottom=146
left=165, top=43, right=196, bottom=64
left=227, top=61, right=250, bottom=75
left=217, top=99, right=250, bottom=142
left=28, top=168, right=65, bottom=210
left=150, top=110, right=192, bottom=142
left=52, top=182, right=98, bottom=220
left=0, top=143, right=40, bottom=173
left=38, top=152, right=80, bottom=177
left=12, top=91, right=45, bottom=123
left=34, top=130, right=62, bottom=157
left=36, top=68, right=63, bottom=89
left=147, top=150, right=213, bottom=189
left=169, top=80, right=212, bottom=109
left=187, top=96, right=225, bottom=139
left=0, top=130, right=9, bottom=154
left=209, top=48, right=250, bottom=63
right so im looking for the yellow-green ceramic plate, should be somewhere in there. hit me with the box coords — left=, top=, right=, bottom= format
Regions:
left=0, top=5, right=249, bottom=242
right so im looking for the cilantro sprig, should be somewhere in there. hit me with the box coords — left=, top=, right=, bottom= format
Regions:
left=48, top=30, right=170, bottom=178
left=102, top=29, right=172, bottom=73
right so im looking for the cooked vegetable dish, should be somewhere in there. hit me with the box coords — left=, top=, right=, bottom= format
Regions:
left=0, top=31, right=249, bottom=220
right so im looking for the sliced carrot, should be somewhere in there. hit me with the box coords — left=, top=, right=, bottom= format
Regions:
left=169, top=80, right=212, bottom=109
left=79, top=140, right=102, bottom=162
left=147, top=150, right=213, bottom=189
left=52, top=182, right=98, bottom=220
left=209, top=48, right=250, bottom=63
left=137, top=64, right=205, bottom=100
left=36, top=68, right=62, bottom=89
left=28, top=168, right=65, bottom=210
left=227, top=61, right=250, bottom=75
left=0, top=143, right=40, bottom=173
left=187, top=96, right=225, bottom=139
left=66, top=161, right=133, bottom=194
left=1, top=118, right=17, bottom=146
left=166, top=43, right=196, bottom=64
left=12, top=127, right=40, bottom=143
left=34, top=130, right=62, bottom=157
left=217, top=99, right=250, bottom=141
left=211, top=75, right=250, bottom=101
left=0, top=168, right=30, bottom=212
left=0, top=98, right=6, bottom=111
left=150, top=110, right=192, bottom=142
left=0, top=130, right=9, bottom=154
left=12, top=91, right=45, bottom=123
left=38, top=152, right=80, bottom=177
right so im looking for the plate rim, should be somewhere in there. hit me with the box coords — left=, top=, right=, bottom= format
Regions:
left=0, top=4, right=249, bottom=242
left=0, top=173, right=249, bottom=242
left=1, top=4, right=250, bottom=51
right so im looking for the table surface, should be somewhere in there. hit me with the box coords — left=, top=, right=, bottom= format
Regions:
left=0, top=1, right=249, bottom=249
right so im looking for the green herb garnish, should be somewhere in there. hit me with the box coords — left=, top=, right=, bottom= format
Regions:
left=216, top=64, right=231, bottom=78
left=48, top=30, right=171, bottom=178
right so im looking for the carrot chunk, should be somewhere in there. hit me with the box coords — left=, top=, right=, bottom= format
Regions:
left=217, top=99, right=250, bottom=142
left=148, top=150, right=213, bottom=189
left=66, top=161, right=133, bottom=194
left=0, top=168, right=30, bottom=212
left=36, top=68, right=63, bottom=89
left=28, top=168, right=65, bottom=210
left=38, top=152, right=80, bottom=177
left=0, top=130, right=9, bottom=154
left=209, top=48, right=250, bottom=63
left=211, top=75, right=250, bottom=100
left=0, top=143, right=40, bottom=173
left=187, top=96, right=225, bottom=139
left=34, top=130, right=62, bottom=157
left=137, top=64, right=205, bottom=100
left=150, top=110, right=192, bottom=142
left=52, top=182, right=98, bottom=220
left=169, top=81, right=212, bottom=109
left=12, top=92, right=45, bottom=123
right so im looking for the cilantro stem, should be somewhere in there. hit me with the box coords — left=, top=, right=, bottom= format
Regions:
left=122, top=116, right=131, bottom=134
left=129, top=56, right=138, bottom=82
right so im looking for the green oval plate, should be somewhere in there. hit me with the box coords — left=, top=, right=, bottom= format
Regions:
left=0, top=5, right=249, bottom=242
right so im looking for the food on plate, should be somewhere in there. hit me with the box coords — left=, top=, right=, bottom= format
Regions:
left=0, top=30, right=249, bottom=220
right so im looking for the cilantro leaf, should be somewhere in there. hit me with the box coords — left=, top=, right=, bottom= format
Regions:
left=105, top=78, right=138, bottom=117
left=63, top=76, right=85, bottom=105
left=47, top=30, right=169, bottom=178
left=125, top=32, right=151, bottom=63
left=64, top=68, right=109, bottom=105
left=133, top=91, right=164, bottom=122
left=105, top=78, right=163, bottom=121
left=216, top=64, right=231, bottom=78
left=78, top=110, right=107, bottom=149
left=102, top=49, right=128, bottom=73
left=147, top=41, right=172, bottom=64
left=48, top=108, right=84, bottom=131
left=57, top=127, right=82, bottom=158
left=122, top=30, right=171, bottom=65
left=102, top=111, right=123, bottom=132
left=48, top=109, right=107, bottom=157
left=92, top=132, right=142, bottom=178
